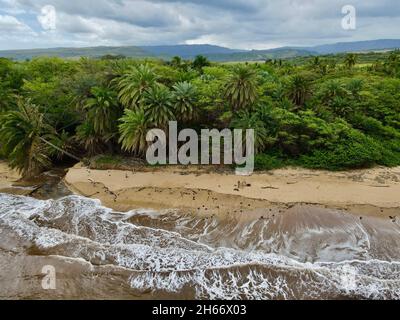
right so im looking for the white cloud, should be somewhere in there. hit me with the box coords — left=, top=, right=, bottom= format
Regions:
left=0, top=14, right=33, bottom=33
left=0, top=14, right=37, bottom=48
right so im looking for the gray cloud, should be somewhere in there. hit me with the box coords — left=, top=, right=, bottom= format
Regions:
left=0, top=0, right=399, bottom=50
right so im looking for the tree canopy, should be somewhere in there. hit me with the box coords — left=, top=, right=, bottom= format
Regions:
left=0, top=50, right=400, bottom=175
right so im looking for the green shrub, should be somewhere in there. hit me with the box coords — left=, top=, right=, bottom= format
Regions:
left=94, top=155, right=123, bottom=165
left=299, top=130, right=399, bottom=170
left=254, top=154, right=284, bottom=171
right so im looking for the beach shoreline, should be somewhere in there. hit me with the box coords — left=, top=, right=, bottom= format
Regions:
left=64, top=163, right=400, bottom=219
left=2, top=160, right=399, bottom=219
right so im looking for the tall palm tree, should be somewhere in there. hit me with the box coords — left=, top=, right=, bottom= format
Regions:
left=143, top=84, right=175, bottom=128
left=0, top=99, right=55, bottom=178
left=114, top=64, right=158, bottom=109
left=287, top=74, right=312, bottom=107
left=118, top=109, right=151, bottom=156
left=344, top=53, right=357, bottom=69
left=231, top=110, right=273, bottom=153
left=173, top=82, right=197, bottom=122
left=223, top=65, right=258, bottom=112
left=83, top=86, right=120, bottom=136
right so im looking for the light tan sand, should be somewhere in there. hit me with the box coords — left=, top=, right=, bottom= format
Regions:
left=65, top=164, right=400, bottom=218
left=0, top=161, right=21, bottom=190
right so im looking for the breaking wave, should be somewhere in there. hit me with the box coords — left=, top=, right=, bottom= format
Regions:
left=0, top=193, right=399, bottom=299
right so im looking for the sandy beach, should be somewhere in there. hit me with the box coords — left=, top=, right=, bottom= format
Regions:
left=2, top=161, right=400, bottom=299
left=0, top=161, right=21, bottom=190
left=64, top=163, right=400, bottom=219
left=2, top=160, right=399, bottom=218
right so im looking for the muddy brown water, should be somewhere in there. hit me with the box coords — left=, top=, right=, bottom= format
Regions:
left=0, top=170, right=400, bottom=300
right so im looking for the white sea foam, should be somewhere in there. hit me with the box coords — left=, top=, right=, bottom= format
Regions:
left=1, top=193, right=399, bottom=299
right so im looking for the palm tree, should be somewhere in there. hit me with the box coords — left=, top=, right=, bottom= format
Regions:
left=171, top=56, right=182, bottom=68
left=388, top=51, right=400, bottom=64
left=344, top=53, right=357, bottom=69
left=287, top=74, right=312, bottom=107
left=330, top=96, right=352, bottom=118
left=143, top=84, right=175, bottom=128
left=0, top=99, right=55, bottom=178
left=48, top=130, right=76, bottom=161
left=118, top=109, right=151, bottom=156
left=75, top=121, right=105, bottom=156
left=385, top=51, right=400, bottom=76
left=0, top=86, right=15, bottom=112
left=231, top=110, right=273, bottom=153
left=173, top=82, right=197, bottom=122
left=319, top=63, right=328, bottom=75
left=0, top=59, right=18, bottom=111
left=223, top=65, right=258, bottom=112
left=83, top=86, right=120, bottom=136
left=310, top=57, right=328, bottom=74
left=328, top=59, right=337, bottom=72
left=114, top=64, right=158, bottom=109
left=192, top=55, right=210, bottom=72
left=312, top=56, right=320, bottom=68
left=346, top=79, right=363, bottom=99
left=320, top=80, right=349, bottom=104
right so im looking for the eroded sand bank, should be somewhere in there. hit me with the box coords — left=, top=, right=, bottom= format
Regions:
left=64, top=163, right=400, bottom=218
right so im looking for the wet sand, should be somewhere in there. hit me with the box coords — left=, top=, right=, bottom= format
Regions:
left=1, top=162, right=400, bottom=299
left=64, top=163, right=400, bottom=219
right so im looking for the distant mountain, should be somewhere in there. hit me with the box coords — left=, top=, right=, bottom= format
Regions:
left=0, top=46, right=150, bottom=61
left=310, top=39, right=400, bottom=54
left=206, top=48, right=316, bottom=62
left=0, top=44, right=242, bottom=61
left=139, top=44, right=243, bottom=59
left=0, top=45, right=315, bottom=62
left=0, top=39, right=399, bottom=61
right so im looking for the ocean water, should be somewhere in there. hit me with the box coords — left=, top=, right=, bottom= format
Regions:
left=0, top=193, right=399, bottom=300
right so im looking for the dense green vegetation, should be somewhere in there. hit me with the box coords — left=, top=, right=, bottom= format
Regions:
left=1, top=51, right=400, bottom=177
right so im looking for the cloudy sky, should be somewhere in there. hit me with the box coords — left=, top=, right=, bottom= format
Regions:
left=0, top=0, right=399, bottom=50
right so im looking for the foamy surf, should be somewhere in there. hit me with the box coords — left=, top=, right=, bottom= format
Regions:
left=0, top=193, right=399, bottom=300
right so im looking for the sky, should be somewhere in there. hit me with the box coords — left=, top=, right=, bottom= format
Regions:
left=0, top=0, right=399, bottom=50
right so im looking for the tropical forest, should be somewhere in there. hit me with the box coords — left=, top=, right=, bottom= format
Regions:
left=1, top=51, right=400, bottom=178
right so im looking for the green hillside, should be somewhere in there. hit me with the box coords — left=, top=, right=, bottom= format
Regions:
left=0, top=46, right=151, bottom=61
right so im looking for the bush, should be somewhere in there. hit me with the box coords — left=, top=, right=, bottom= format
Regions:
left=299, top=130, right=399, bottom=170
left=254, top=154, right=284, bottom=171
left=90, top=155, right=123, bottom=169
